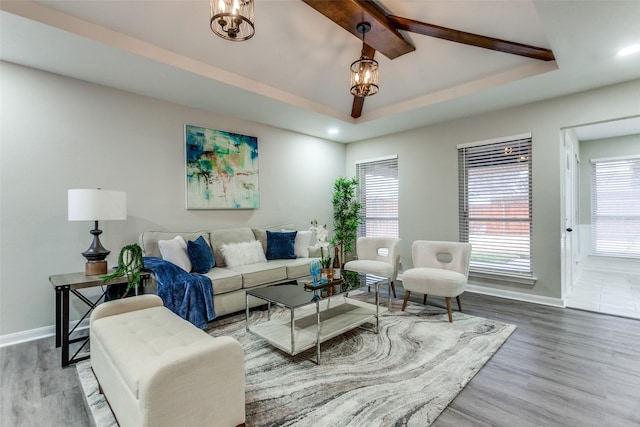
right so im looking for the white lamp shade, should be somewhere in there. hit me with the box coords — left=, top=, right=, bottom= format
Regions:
left=68, top=189, right=127, bottom=221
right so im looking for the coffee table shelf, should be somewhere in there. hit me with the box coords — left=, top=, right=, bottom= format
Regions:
left=246, top=281, right=386, bottom=364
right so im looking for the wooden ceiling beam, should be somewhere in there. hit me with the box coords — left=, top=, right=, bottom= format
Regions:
left=301, top=0, right=415, bottom=60
left=388, top=15, right=555, bottom=62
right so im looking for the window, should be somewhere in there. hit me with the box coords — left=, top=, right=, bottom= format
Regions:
left=590, top=155, right=640, bottom=258
left=356, top=155, right=399, bottom=239
left=458, top=134, right=533, bottom=277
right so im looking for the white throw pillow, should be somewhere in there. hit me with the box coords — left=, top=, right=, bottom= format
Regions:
left=288, top=230, right=311, bottom=258
left=221, top=240, right=267, bottom=267
left=158, top=236, right=192, bottom=272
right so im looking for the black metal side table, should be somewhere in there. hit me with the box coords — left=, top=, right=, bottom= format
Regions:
left=49, top=271, right=149, bottom=367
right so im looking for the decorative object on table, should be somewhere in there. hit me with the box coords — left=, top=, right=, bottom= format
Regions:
left=331, top=177, right=362, bottom=269
left=68, top=188, right=127, bottom=275
left=309, top=259, right=321, bottom=285
left=101, top=243, right=144, bottom=300
left=310, top=219, right=334, bottom=280
left=210, top=0, right=255, bottom=41
left=185, top=124, right=259, bottom=210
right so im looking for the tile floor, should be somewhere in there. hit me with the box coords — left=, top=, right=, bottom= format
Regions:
left=566, top=256, right=640, bottom=319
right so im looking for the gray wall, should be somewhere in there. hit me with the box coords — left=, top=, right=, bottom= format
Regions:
left=345, top=78, right=640, bottom=301
left=579, top=134, right=640, bottom=224
left=0, top=61, right=345, bottom=337
left=2, top=58, right=640, bottom=338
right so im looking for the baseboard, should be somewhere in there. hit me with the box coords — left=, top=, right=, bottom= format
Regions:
left=465, top=284, right=565, bottom=308
left=0, top=319, right=89, bottom=348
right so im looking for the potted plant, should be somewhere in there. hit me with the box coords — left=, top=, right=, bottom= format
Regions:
left=331, top=177, right=362, bottom=268
left=102, top=243, right=144, bottom=299
left=331, top=177, right=362, bottom=289
left=310, top=220, right=334, bottom=281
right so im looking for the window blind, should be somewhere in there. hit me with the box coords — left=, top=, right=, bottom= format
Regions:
left=356, top=156, right=399, bottom=238
left=458, top=136, right=533, bottom=276
left=590, top=155, right=640, bottom=258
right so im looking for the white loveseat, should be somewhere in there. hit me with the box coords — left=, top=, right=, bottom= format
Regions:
left=139, top=224, right=318, bottom=317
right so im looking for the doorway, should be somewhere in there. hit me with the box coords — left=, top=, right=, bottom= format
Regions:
left=561, top=117, right=640, bottom=320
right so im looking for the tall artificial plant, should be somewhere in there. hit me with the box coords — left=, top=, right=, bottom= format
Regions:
left=331, top=177, right=362, bottom=268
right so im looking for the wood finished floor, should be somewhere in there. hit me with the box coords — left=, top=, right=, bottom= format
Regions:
left=2, top=288, right=640, bottom=427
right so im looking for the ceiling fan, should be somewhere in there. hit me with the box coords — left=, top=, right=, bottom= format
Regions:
left=301, top=0, right=555, bottom=118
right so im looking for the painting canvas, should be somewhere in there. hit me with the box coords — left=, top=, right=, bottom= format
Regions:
left=185, top=125, right=259, bottom=209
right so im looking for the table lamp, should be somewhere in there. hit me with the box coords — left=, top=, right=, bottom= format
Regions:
left=68, top=188, right=127, bottom=275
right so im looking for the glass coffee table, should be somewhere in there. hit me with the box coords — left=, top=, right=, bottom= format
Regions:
left=245, top=278, right=387, bottom=364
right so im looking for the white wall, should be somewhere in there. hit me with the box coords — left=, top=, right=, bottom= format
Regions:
left=346, top=78, right=640, bottom=302
left=0, top=61, right=345, bottom=337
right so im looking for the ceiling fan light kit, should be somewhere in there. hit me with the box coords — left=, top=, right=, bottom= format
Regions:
left=350, top=22, right=379, bottom=98
left=210, top=0, right=255, bottom=41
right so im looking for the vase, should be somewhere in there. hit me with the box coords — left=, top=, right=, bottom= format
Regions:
left=321, top=267, right=334, bottom=282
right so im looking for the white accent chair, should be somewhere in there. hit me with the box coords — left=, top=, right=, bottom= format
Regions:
left=343, top=237, right=401, bottom=305
left=401, top=240, right=472, bottom=322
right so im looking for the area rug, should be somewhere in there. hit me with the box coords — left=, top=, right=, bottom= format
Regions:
left=76, top=293, right=515, bottom=426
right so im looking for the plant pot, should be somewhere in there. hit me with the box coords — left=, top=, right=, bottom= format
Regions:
left=321, top=267, right=334, bottom=282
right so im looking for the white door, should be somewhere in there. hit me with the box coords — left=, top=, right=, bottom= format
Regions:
left=561, top=130, right=579, bottom=300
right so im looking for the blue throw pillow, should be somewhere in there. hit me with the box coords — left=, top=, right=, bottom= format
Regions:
left=266, top=230, right=297, bottom=260
left=187, top=236, right=215, bottom=273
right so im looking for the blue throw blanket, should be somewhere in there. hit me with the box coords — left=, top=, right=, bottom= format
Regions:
left=143, top=257, right=216, bottom=329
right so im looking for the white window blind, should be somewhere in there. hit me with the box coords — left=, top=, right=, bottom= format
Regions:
left=356, top=156, right=399, bottom=238
left=458, top=135, right=533, bottom=276
left=590, top=155, right=640, bottom=258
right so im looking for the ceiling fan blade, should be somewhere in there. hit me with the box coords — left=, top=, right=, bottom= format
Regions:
left=388, top=15, right=555, bottom=61
left=301, top=0, right=415, bottom=59
left=351, top=44, right=376, bottom=119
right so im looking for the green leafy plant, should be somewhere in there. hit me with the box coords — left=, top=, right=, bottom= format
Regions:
left=102, top=243, right=144, bottom=295
left=331, top=177, right=362, bottom=268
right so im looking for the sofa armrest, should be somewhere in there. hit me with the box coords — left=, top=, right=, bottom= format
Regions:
left=140, top=336, right=245, bottom=427
left=90, top=294, right=163, bottom=324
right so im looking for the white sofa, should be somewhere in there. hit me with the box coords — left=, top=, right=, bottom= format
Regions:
left=139, top=224, right=318, bottom=317
left=90, top=294, right=245, bottom=427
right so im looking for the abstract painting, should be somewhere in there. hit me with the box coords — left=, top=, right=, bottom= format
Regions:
left=185, top=124, right=259, bottom=209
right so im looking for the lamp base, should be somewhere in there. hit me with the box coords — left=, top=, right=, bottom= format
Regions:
left=85, top=261, right=107, bottom=276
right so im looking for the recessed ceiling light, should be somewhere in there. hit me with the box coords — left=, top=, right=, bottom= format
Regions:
left=328, top=128, right=339, bottom=135
left=617, top=44, right=640, bottom=56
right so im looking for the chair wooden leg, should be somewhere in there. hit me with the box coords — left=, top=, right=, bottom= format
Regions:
left=390, top=280, right=397, bottom=298
left=401, top=291, right=411, bottom=311
left=445, top=297, right=453, bottom=322
left=456, top=295, right=462, bottom=312
left=422, top=294, right=427, bottom=305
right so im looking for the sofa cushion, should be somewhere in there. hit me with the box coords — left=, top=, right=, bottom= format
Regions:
left=268, top=258, right=317, bottom=279
left=202, top=268, right=243, bottom=295
left=229, top=262, right=288, bottom=288
left=292, top=230, right=312, bottom=258
left=139, top=231, right=209, bottom=259
left=210, top=227, right=257, bottom=267
left=221, top=240, right=267, bottom=267
left=252, top=224, right=296, bottom=253
left=266, top=231, right=297, bottom=260
left=187, top=236, right=215, bottom=273
left=91, top=305, right=211, bottom=398
left=158, top=236, right=191, bottom=272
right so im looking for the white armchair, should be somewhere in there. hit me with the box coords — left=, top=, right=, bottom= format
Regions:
left=343, top=237, right=401, bottom=305
left=401, top=240, right=472, bottom=322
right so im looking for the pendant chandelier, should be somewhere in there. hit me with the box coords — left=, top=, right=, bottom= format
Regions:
left=210, top=0, right=255, bottom=41
left=350, top=22, right=379, bottom=97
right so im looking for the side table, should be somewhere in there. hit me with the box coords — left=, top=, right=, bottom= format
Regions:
left=49, top=271, right=149, bottom=367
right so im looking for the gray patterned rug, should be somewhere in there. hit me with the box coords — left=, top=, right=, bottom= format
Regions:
left=76, top=293, right=515, bottom=426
